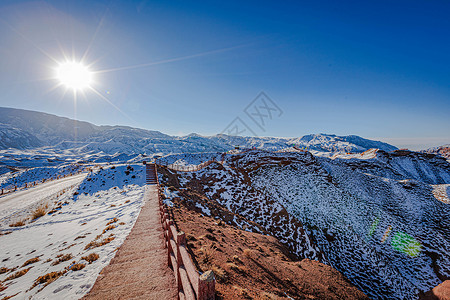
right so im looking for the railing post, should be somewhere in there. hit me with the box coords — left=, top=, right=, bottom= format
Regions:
left=198, top=270, right=215, bottom=300
left=176, top=232, right=185, bottom=292
left=177, top=231, right=186, bottom=247
left=167, top=219, right=173, bottom=267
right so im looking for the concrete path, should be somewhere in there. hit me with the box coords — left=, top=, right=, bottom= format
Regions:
left=84, top=184, right=177, bottom=300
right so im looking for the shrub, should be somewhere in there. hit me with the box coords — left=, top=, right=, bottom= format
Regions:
left=102, top=225, right=116, bottom=234
left=243, top=249, right=252, bottom=258
left=84, top=236, right=115, bottom=250
left=4, top=267, right=31, bottom=281
left=22, top=257, right=40, bottom=267
left=106, top=218, right=118, bottom=226
left=200, top=248, right=212, bottom=267
left=81, top=253, right=99, bottom=264
left=211, top=265, right=228, bottom=283
left=51, top=254, right=73, bottom=266
left=31, top=205, right=48, bottom=220
left=69, top=263, right=85, bottom=271
left=33, top=271, right=65, bottom=288
left=9, top=219, right=26, bottom=227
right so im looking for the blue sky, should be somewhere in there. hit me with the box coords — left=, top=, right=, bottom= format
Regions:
left=0, top=0, right=449, bottom=149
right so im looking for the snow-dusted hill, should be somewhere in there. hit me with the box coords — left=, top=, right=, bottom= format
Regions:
left=158, top=149, right=450, bottom=300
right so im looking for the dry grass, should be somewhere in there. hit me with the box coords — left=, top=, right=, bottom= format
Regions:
left=1, top=293, right=19, bottom=300
left=211, top=265, right=228, bottom=283
left=233, top=285, right=252, bottom=299
left=82, top=253, right=99, bottom=264
left=84, top=235, right=115, bottom=250
left=232, top=255, right=243, bottom=264
left=260, top=291, right=282, bottom=299
left=22, top=257, right=40, bottom=267
left=106, top=218, right=118, bottom=226
left=226, top=262, right=241, bottom=272
left=69, top=263, right=85, bottom=271
left=59, top=243, right=76, bottom=252
left=31, top=204, right=48, bottom=220
left=4, top=267, right=31, bottom=281
left=0, top=282, right=6, bottom=292
left=199, top=248, right=213, bottom=267
left=102, top=225, right=116, bottom=234
left=9, top=219, right=26, bottom=227
left=51, top=253, right=73, bottom=266
left=243, top=248, right=252, bottom=258
left=32, top=271, right=66, bottom=288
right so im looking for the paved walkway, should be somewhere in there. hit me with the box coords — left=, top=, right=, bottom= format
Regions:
left=84, top=184, right=177, bottom=300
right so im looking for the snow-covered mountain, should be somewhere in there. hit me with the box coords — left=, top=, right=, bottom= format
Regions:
left=0, top=107, right=397, bottom=156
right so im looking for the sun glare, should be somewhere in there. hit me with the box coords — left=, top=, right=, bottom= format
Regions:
left=56, top=61, right=93, bottom=90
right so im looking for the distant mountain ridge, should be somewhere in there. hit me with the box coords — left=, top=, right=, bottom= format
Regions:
left=0, top=107, right=398, bottom=155
left=423, top=144, right=450, bottom=159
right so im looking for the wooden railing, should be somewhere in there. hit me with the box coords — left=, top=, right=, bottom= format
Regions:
left=148, top=163, right=215, bottom=300
left=159, top=198, right=215, bottom=300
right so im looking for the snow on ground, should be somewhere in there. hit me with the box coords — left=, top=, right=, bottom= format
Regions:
left=0, top=164, right=146, bottom=300
left=156, top=152, right=222, bottom=167
left=0, top=173, right=86, bottom=227
left=330, top=148, right=379, bottom=160
left=0, top=164, right=84, bottom=191
left=432, top=184, right=450, bottom=204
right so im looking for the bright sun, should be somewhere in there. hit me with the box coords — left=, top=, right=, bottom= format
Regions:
left=56, top=61, right=93, bottom=90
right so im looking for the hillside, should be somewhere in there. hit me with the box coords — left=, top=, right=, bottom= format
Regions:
left=158, top=149, right=450, bottom=300
left=0, top=124, right=42, bottom=150
left=171, top=201, right=368, bottom=299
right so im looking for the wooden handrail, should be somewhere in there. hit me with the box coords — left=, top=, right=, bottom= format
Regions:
left=153, top=165, right=215, bottom=300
